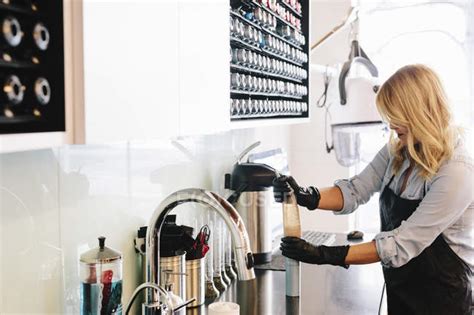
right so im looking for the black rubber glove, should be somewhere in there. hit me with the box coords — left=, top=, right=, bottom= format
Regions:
left=280, top=236, right=350, bottom=269
left=273, top=175, right=320, bottom=210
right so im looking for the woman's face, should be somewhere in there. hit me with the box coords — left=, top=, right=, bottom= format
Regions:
left=390, top=124, right=409, bottom=146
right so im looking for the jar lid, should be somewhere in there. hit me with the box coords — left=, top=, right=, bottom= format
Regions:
left=80, top=236, right=122, bottom=264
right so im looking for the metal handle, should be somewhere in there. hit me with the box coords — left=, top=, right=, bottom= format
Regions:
left=172, top=298, right=196, bottom=313
left=236, top=141, right=261, bottom=164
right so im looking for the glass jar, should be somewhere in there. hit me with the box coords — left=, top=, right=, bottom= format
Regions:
left=80, top=237, right=122, bottom=315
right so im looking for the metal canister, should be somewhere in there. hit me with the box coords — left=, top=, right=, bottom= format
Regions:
left=236, top=48, right=247, bottom=64
left=240, top=74, right=249, bottom=91
left=231, top=48, right=238, bottom=64
left=246, top=75, right=254, bottom=91
left=302, top=102, right=308, bottom=112
left=251, top=76, right=259, bottom=91
left=255, top=77, right=262, bottom=92
left=270, top=59, right=277, bottom=73
left=238, top=21, right=245, bottom=38
left=229, top=16, right=235, bottom=34
left=244, top=25, right=254, bottom=42
left=263, top=100, right=269, bottom=113
left=251, top=99, right=259, bottom=114
left=247, top=99, right=255, bottom=114
left=246, top=51, right=254, bottom=67
left=264, top=34, right=272, bottom=51
left=241, top=99, right=248, bottom=115
left=254, top=7, right=263, bottom=25
left=253, top=28, right=260, bottom=44
left=235, top=99, right=242, bottom=115
left=262, top=10, right=268, bottom=26
left=230, top=99, right=235, bottom=115
left=258, top=100, right=265, bottom=114
left=80, top=237, right=123, bottom=315
left=185, top=258, right=205, bottom=308
left=261, top=78, right=267, bottom=93
left=296, top=102, right=302, bottom=113
left=230, top=73, right=241, bottom=89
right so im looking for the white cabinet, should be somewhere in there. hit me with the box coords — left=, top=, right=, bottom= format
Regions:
left=178, top=0, right=230, bottom=136
left=81, top=0, right=230, bottom=143
left=82, top=0, right=180, bottom=143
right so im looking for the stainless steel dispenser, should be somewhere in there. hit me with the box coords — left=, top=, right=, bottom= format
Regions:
left=225, top=161, right=278, bottom=264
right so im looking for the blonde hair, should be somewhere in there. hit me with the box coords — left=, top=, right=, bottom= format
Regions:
left=376, top=64, right=457, bottom=179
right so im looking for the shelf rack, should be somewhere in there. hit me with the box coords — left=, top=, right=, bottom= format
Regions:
left=230, top=36, right=304, bottom=67
left=230, top=9, right=303, bottom=51
left=278, top=0, right=302, bottom=18
left=230, top=0, right=308, bottom=121
left=230, top=63, right=304, bottom=83
left=230, top=89, right=305, bottom=100
left=248, top=0, right=303, bottom=35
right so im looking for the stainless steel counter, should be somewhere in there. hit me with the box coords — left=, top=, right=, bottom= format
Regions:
left=187, top=234, right=385, bottom=315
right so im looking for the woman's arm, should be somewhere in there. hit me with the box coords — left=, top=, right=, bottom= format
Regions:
left=317, top=186, right=344, bottom=211
left=345, top=241, right=380, bottom=264
left=324, top=144, right=390, bottom=214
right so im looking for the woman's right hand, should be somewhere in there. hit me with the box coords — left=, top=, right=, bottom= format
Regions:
left=273, top=175, right=321, bottom=210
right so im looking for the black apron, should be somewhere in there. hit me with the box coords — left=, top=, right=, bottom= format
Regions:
left=379, top=175, right=472, bottom=315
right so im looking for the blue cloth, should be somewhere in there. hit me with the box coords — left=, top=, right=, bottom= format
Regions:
left=334, top=141, right=473, bottom=270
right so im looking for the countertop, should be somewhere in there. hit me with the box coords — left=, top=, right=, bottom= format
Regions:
left=186, top=233, right=385, bottom=315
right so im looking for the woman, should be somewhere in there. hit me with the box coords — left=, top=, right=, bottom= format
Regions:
left=275, top=64, right=473, bottom=314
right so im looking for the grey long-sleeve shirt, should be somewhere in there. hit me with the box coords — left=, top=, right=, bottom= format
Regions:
left=334, top=141, right=474, bottom=270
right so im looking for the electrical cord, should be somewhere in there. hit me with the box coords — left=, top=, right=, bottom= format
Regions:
left=316, top=66, right=331, bottom=108
left=324, top=101, right=333, bottom=153
left=378, top=282, right=386, bottom=315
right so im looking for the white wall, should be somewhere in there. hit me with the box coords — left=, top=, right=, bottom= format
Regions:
left=289, top=0, right=354, bottom=232
left=0, top=126, right=290, bottom=314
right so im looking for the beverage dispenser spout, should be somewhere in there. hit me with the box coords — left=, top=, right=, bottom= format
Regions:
left=126, top=188, right=256, bottom=314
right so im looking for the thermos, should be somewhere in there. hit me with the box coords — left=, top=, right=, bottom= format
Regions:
left=225, top=162, right=278, bottom=264
left=80, top=236, right=123, bottom=315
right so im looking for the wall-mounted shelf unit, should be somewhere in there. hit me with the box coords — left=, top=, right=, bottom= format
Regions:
left=229, top=0, right=310, bottom=122
left=0, top=0, right=65, bottom=134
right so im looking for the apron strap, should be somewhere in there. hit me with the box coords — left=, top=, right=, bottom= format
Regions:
left=386, top=175, right=395, bottom=189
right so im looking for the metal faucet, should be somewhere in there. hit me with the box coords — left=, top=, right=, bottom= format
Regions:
left=140, top=188, right=255, bottom=313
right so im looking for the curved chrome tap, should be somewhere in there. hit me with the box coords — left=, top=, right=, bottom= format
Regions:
left=144, top=188, right=256, bottom=310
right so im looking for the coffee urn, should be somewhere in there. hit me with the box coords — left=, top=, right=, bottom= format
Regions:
left=225, top=162, right=278, bottom=264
